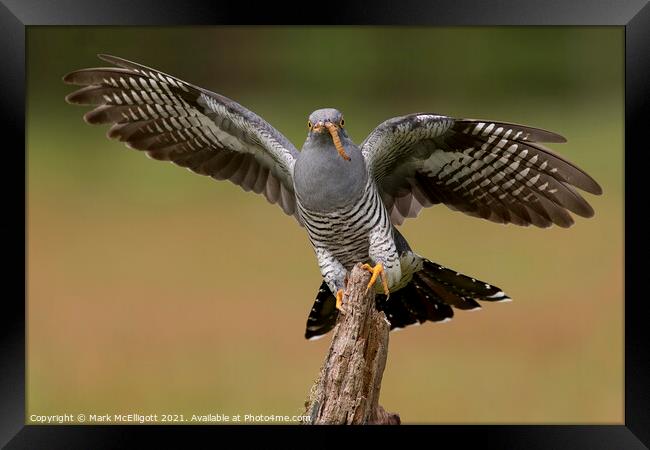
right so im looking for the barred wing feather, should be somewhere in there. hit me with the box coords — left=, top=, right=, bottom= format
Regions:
left=361, top=113, right=602, bottom=227
left=64, top=54, right=300, bottom=220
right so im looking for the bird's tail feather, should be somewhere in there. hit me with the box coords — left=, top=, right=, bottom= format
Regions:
left=305, top=281, right=339, bottom=340
left=304, top=259, right=509, bottom=340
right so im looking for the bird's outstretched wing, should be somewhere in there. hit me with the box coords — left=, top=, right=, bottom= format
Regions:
left=64, top=54, right=300, bottom=219
left=361, top=113, right=602, bottom=227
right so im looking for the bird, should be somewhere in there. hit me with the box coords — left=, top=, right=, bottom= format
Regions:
left=63, top=55, right=602, bottom=340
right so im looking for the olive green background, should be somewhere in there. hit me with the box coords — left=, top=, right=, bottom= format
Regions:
left=27, top=27, right=623, bottom=424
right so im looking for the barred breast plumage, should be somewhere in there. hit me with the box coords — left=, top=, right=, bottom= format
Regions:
left=296, top=177, right=402, bottom=289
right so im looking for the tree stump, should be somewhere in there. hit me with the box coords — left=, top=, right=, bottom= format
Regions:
left=303, top=263, right=400, bottom=425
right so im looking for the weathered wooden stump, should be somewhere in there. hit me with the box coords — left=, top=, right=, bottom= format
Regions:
left=303, top=263, right=400, bottom=425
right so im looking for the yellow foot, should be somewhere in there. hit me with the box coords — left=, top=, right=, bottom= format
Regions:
left=361, top=263, right=390, bottom=296
left=335, top=289, right=344, bottom=310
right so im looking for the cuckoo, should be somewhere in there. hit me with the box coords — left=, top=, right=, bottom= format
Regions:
left=63, top=55, right=602, bottom=340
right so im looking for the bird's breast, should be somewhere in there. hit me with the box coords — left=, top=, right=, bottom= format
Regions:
left=296, top=178, right=390, bottom=268
left=293, top=143, right=368, bottom=212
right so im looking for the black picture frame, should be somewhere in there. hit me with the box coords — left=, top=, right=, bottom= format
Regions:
left=4, top=0, right=647, bottom=447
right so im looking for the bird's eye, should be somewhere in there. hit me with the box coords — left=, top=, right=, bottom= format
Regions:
left=308, top=121, right=312, bottom=129
left=340, top=118, right=345, bottom=127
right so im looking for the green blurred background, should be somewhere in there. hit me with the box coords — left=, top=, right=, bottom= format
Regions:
left=27, top=27, right=623, bottom=424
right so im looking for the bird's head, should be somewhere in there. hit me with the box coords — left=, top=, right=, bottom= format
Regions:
left=307, top=108, right=351, bottom=161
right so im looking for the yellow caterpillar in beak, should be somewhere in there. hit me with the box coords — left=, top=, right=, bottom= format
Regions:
left=324, top=122, right=351, bottom=161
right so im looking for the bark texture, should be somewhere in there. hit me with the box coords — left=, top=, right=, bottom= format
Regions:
left=303, top=263, right=400, bottom=425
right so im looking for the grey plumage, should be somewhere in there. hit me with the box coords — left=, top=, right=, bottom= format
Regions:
left=63, top=55, right=602, bottom=340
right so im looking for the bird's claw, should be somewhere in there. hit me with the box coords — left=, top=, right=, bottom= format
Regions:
left=361, top=263, right=390, bottom=296
left=335, top=289, right=344, bottom=311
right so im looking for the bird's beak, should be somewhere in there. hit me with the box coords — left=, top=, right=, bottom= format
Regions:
left=313, top=121, right=351, bottom=161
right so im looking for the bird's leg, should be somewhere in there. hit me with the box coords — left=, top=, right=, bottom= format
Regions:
left=315, top=247, right=348, bottom=311
left=361, top=263, right=390, bottom=296
left=335, top=289, right=344, bottom=310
